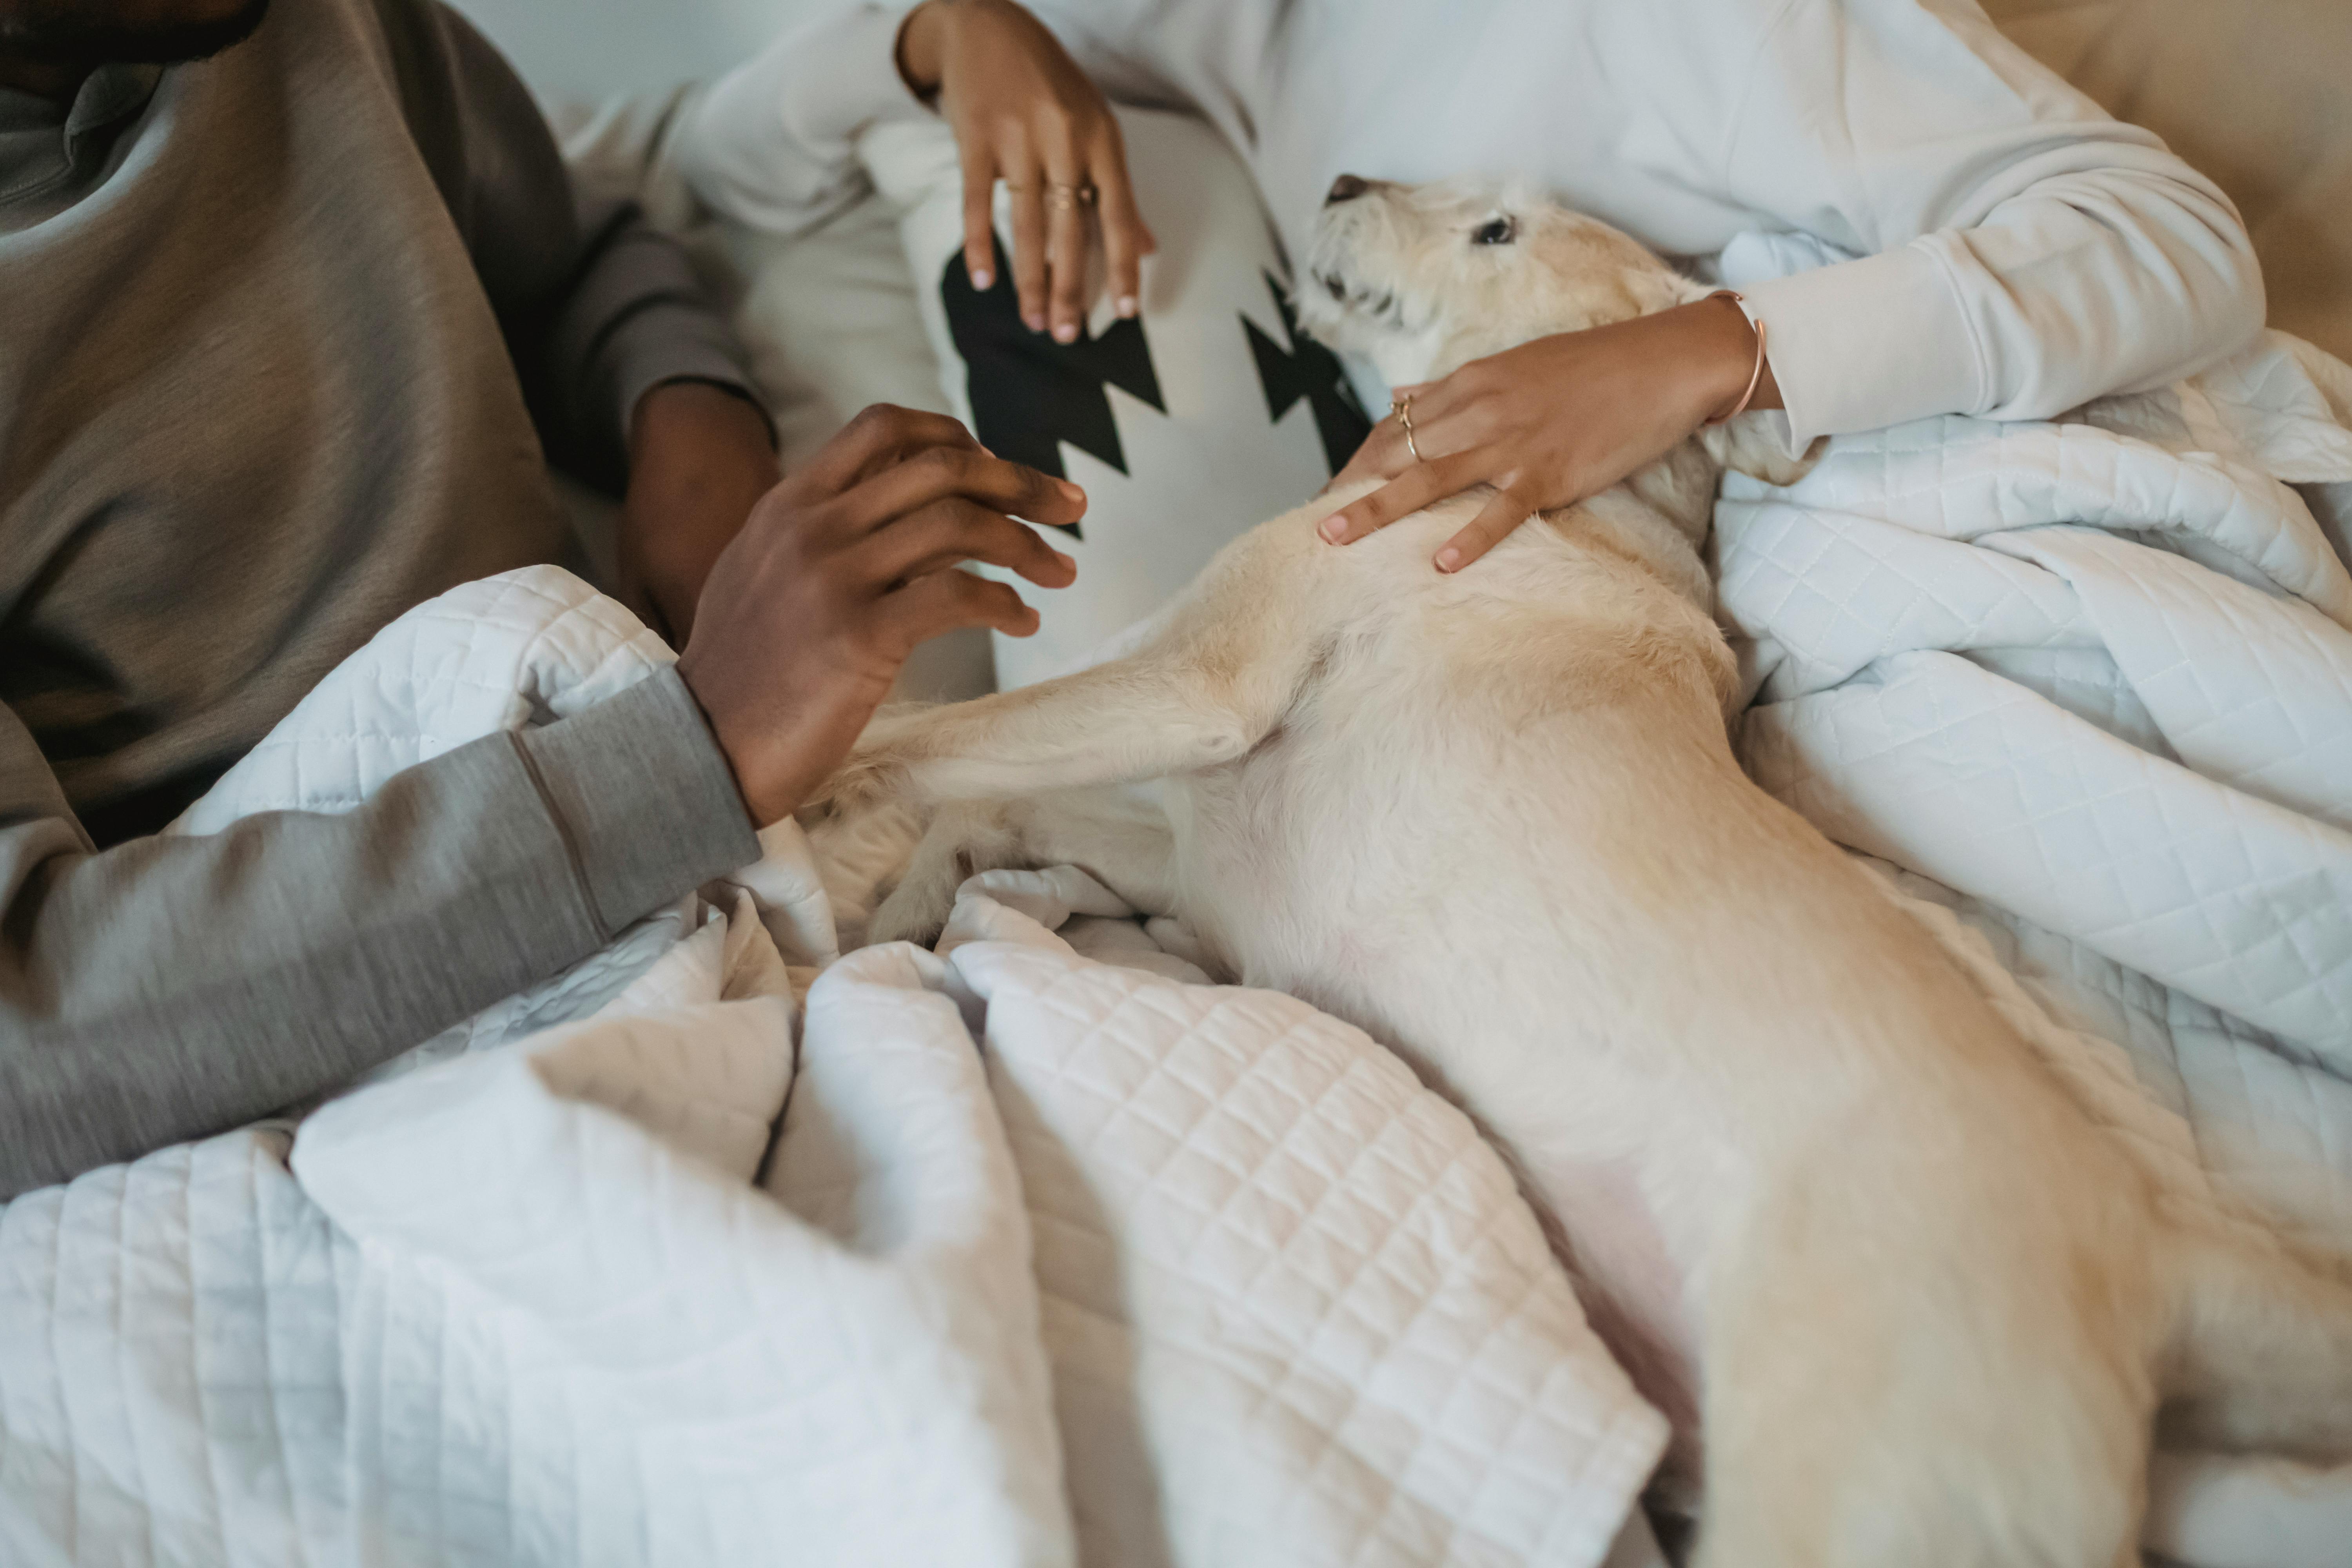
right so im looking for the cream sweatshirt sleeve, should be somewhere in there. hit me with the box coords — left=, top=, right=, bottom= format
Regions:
left=674, top=3, right=929, bottom=240
left=679, top=0, right=2264, bottom=445
left=1722, top=0, right=2262, bottom=442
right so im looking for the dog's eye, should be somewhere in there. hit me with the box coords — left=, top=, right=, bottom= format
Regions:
left=1472, top=216, right=1516, bottom=246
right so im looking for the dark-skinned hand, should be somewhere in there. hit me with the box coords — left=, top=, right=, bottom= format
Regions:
left=675, top=404, right=1083, bottom=824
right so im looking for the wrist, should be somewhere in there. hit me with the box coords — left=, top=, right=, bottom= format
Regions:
left=673, top=647, right=798, bottom=826
left=629, top=379, right=775, bottom=466
left=1688, top=294, right=1757, bottom=421
left=1684, top=293, right=1780, bottom=423
left=624, top=383, right=780, bottom=642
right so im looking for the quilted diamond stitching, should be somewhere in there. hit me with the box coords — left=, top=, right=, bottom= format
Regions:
left=957, top=936, right=1664, bottom=1567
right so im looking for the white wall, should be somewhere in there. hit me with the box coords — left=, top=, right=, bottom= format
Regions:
left=447, top=0, right=837, bottom=103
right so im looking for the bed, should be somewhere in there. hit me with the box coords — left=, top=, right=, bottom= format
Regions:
left=3, top=3, right=2347, bottom=1566
left=524, top=6, right=2352, bottom=1555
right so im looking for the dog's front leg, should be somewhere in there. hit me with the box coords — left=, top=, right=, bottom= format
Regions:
left=829, top=547, right=1311, bottom=808
left=837, top=656, right=1260, bottom=808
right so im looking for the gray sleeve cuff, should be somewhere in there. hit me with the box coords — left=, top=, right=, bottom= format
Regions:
left=514, top=666, right=760, bottom=936
left=606, top=319, right=775, bottom=470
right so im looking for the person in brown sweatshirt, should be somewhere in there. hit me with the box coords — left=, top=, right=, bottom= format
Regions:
left=0, top=0, right=1085, bottom=1194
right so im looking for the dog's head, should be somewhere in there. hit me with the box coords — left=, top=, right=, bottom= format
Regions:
left=1294, top=175, right=1704, bottom=388
left=1294, top=174, right=1815, bottom=486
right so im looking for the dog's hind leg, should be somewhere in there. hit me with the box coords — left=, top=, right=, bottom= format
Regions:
left=1691, top=1130, right=2161, bottom=1568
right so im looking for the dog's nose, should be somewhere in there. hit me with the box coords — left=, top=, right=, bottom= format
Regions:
left=1325, top=174, right=1371, bottom=206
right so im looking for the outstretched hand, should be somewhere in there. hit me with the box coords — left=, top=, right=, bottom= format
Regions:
left=1319, top=294, right=1777, bottom=572
left=676, top=405, right=1083, bottom=825
left=895, top=0, right=1156, bottom=344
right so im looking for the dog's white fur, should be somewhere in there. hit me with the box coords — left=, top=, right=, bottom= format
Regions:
left=812, top=179, right=2352, bottom=1565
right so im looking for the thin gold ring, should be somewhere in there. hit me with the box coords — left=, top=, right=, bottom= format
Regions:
left=1393, top=395, right=1424, bottom=464
left=1045, top=180, right=1099, bottom=212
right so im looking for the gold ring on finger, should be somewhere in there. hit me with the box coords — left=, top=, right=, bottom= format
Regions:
left=1047, top=181, right=1099, bottom=212
left=1392, top=395, right=1423, bottom=464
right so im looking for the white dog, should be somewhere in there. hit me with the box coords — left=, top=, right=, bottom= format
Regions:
left=813, top=179, right=2352, bottom=1566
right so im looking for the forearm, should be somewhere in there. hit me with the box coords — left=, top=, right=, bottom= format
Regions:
left=543, top=193, right=771, bottom=490
left=0, top=672, right=757, bottom=1197
left=677, top=0, right=1185, bottom=234
left=677, top=3, right=931, bottom=237
left=622, top=381, right=783, bottom=642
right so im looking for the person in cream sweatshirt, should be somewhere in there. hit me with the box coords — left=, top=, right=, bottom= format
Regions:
left=679, top=0, right=2262, bottom=568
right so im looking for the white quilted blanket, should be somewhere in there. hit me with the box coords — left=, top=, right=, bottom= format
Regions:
left=10, top=327, right=2352, bottom=1568
left=0, top=569, right=1664, bottom=1568
left=1717, top=329, right=2352, bottom=1565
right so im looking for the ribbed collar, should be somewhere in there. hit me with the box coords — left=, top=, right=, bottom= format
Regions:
left=0, top=64, right=163, bottom=205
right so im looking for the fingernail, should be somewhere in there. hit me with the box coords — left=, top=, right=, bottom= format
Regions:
left=1054, top=550, right=1075, bottom=570
left=1116, top=295, right=1138, bottom=318
left=1056, top=479, right=1084, bottom=502
left=1053, top=321, right=1079, bottom=344
left=973, top=269, right=994, bottom=290
left=1025, top=312, right=1046, bottom=332
left=1435, top=547, right=1460, bottom=572
left=1319, top=515, right=1348, bottom=543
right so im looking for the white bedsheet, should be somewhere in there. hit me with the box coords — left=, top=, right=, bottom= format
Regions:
left=0, top=569, right=1662, bottom=1568
left=1717, top=329, right=2352, bottom=1566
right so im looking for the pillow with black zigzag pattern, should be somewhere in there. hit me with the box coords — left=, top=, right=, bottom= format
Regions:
left=860, top=107, right=1369, bottom=689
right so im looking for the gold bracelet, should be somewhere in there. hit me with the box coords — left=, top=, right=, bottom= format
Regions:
left=1702, top=289, right=1768, bottom=426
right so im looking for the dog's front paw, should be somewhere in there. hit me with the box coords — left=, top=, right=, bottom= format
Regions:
left=809, top=701, right=943, bottom=814
left=807, top=744, right=909, bottom=819
left=801, top=772, right=930, bottom=951
left=859, top=801, right=1022, bottom=950
left=866, top=873, right=959, bottom=950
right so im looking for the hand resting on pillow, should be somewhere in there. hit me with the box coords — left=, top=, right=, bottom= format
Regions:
left=895, top=0, right=1156, bottom=347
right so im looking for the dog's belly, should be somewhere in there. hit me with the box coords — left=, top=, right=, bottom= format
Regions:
left=1166, top=689, right=1739, bottom=1443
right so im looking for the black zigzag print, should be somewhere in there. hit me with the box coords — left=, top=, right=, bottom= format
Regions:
left=942, top=237, right=1164, bottom=538
left=1242, top=272, right=1374, bottom=475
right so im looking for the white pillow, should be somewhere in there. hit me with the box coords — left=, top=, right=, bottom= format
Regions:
left=860, top=109, right=1372, bottom=688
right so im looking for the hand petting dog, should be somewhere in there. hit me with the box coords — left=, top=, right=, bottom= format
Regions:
left=1321, top=292, right=1780, bottom=572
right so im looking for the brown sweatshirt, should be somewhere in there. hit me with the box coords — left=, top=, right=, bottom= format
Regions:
left=0, top=0, right=765, bottom=1194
